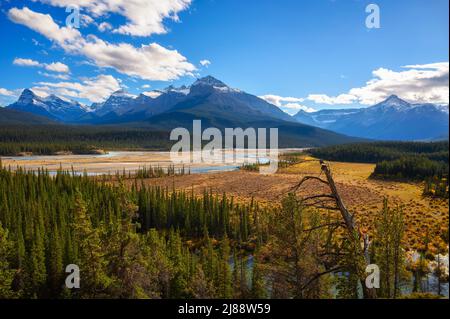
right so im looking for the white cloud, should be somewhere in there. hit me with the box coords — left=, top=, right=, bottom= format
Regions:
left=80, top=14, right=95, bottom=27
left=200, top=59, right=211, bottom=67
left=8, top=7, right=83, bottom=50
left=142, top=91, right=163, bottom=99
left=307, top=62, right=449, bottom=105
left=141, top=84, right=151, bottom=89
left=13, top=57, right=70, bottom=73
left=33, top=75, right=121, bottom=103
left=44, top=62, right=70, bottom=73
left=259, top=95, right=313, bottom=115
left=36, top=0, right=192, bottom=37
left=259, top=94, right=305, bottom=107
left=98, top=22, right=112, bottom=32
left=9, top=7, right=196, bottom=81
left=13, top=58, right=41, bottom=67
left=307, top=93, right=356, bottom=105
left=0, top=88, right=15, bottom=96
left=81, top=38, right=196, bottom=81
left=38, top=71, right=70, bottom=80
left=29, top=88, right=51, bottom=98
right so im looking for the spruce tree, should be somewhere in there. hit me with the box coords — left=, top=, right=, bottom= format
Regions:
left=0, top=223, right=15, bottom=298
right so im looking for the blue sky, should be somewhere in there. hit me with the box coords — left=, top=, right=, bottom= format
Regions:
left=0, top=0, right=448, bottom=114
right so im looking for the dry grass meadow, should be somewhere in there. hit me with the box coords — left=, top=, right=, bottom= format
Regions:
left=124, top=155, right=448, bottom=252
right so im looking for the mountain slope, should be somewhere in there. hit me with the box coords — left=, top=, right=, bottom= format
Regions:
left=0, top=107, right=57, bottom=125
left=294, top=95, right=449, bottom=140
left=3, top=76, right=362, bottom=147
left=135, top=108, right=361, bottom=147
left=88, top=76, right=294, bottom=124
left=91, top=89, right=137, bottom=116
left=7, top=89, right=87, bottom=122
left=294, top=109, right=361, bottom=127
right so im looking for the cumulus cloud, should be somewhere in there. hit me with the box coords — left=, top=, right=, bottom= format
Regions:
left=45, top=62, right=70, bottom=73
left=13, top=57, right=70, bottom=73
left=98, top=22, right=112, bottom=32
left=142, top=91, right=163, bottom=99
left=80, top=14, right=95, bottom=27
left=38, top=71, right=70, bottom=80
left=141, top=84, right=151, bottom=89
left=8, top=7, right=83, bottom=50
left=259, top=94, right=314, bottom=115
left=259, top=94, right=305, bottom=107
left=36, top=0, right=192, bottom=37
left=0, top=88, right=15, bottom=96
left=307, top=93, right=356, bottom=105
left=32, top=75, right=121, bottom=103
left=200, top=59, right=211, bottom=67
left=81, top=38, right=196, bottom=81
left=8, top=7, right=196, bottom=81
left=13, top=58, right=41, bottom=67
left=307, top=62, right=449, bottom=105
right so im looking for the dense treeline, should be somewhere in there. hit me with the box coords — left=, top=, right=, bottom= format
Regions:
left=310, top=141, right=449, bottom=164
left=0, top=166, right=270, bottom=298
left=0, top=125, right=172, bottom=155
left=310, top=141, right=449, bottom=181
left=137, top=187, right=255, bottom=241
left=0, top=165, right=445, bottom=298
left=372, top=157, right=448, bottom=180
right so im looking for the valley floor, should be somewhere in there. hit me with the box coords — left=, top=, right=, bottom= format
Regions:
left=2, top=150, right=448, bottom=251
left=123, top=160, right=449, bottom=251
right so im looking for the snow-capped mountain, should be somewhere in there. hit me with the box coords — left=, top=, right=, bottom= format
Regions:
left=85, top=75, right=292, bottom=123
left=7, top=81, right=447, bottom=142
left=7, top=89, right=87, bottom=122
left=91, top=89, right=137, bottom=116
left=7, top=77, right=292, bottom=124
left=294, top=95, right=449, bottom=140
left=375, top=94, right=410, bottom=111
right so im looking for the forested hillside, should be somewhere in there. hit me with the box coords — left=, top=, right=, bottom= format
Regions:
left=0, top=126, right=171, bottom=156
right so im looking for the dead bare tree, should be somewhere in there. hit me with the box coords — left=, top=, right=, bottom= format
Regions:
left=289, top=159, right=377, bottom=299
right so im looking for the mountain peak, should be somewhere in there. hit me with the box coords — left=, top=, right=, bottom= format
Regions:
left=111, top=89, right=135, bottom=98
left=382, top=95, right=409, bottom=107
left=20, top=88, right=36, bottom=98
left=17, top=88, right=38, bottom=104
left=193, top=76, right=228, bottom=88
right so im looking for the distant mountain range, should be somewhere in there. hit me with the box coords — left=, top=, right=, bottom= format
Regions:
left=3, top=76, right=360, bottom=147
left=3, top=76, right=449, bottom=142
left=7, top=89, right=88, bottom=122
left=7, top=76, right=293, bottom=125
left=294, top=95, right=449, bottom=141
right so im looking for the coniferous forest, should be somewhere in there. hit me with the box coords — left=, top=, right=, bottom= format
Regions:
left=310, top=142, right=449, bottom=192
left=1, top=162, right=446, bottom=299
left=0, top=126, right=172, bottom=156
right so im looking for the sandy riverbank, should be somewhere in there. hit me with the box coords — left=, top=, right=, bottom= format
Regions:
left=0, top=149, right=305, bottom=175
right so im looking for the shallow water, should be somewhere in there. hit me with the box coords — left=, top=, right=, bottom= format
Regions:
left=2, top=149, right=304, bottom=176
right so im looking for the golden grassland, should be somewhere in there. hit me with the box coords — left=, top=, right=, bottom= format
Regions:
left=124, top=155, right=448, bottom=252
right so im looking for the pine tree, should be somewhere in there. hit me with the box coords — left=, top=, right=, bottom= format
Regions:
left=250, top=258, right=267, bottom=298
left=71, top=189, right=111, bottom=298
left=0, top=223, right=15, bottom=298
left=373, top=200, right=405, bottom=298
left=264, top=193, right=331, bottom=299
left=189, top=264, right=215, bottom=298
left=218, top=236, right=233, bottom=298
